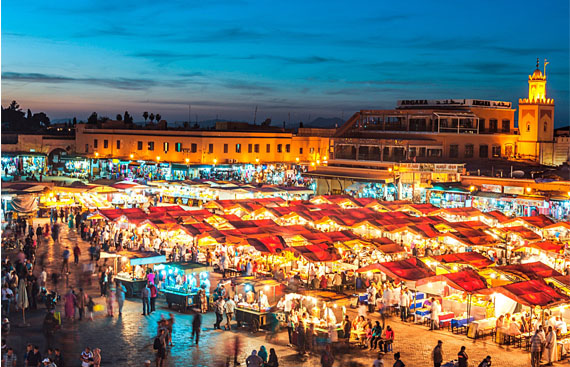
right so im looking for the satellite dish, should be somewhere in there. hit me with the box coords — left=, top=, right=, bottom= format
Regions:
left=512, top=170, right=525, bottom=178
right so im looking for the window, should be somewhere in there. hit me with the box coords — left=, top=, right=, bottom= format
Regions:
left=116, top=140, right=121, bottom=149
left=464, top=144, right=474, bottom=158
left=191, top=143, right=197, bottom=153
left=224, top=144, right=228, bottom=153
left=527, top=123, right=531, bottom=132
left=163, top=142, right=169, bottom=153
left=254, top=144, right=259, bottom=153
left=277, top=144, right=282, bottom=153
left=286, top=144, right=290, bottom=153
left=544, top=122, right=548, bottom=132
left=85, top=144, right=89, bottom=153
left=479, top=119, right=485, bottom=132
left=492, top=145, right=501, bottom=158
left=299, top=147, right=303, bottom=154
left=248, top=144, right=253, bottom=153
left=266, top=144, right=270, bottom=153
left=236, top=144, right=241, bottom=153
left=489, top=119, right=498, bottom=132
left=479, top=144, right=488, bottom=158
left=427, top=148, right=442, bottom=157
left=137, top=141, right=143, bottom=150
left=148, top=141, right=154, bottom=151
left=449, top=144, right=459, bottom=158
left=175, top=143, right=182, bottom=152
left=309, top=147, right=315, bottom=154
left=502, top=120, right=510, bottom=133
left=383, top=147, right=390, bottom=158
left=208, top=144, right=213, bottom=154
left=93, top=139, right=98, bottom=149
left=418, top=147, right=426, bottom=157
left=103, top=140, right=108, bottom=149
left=409, top=147, right=416, bottom=157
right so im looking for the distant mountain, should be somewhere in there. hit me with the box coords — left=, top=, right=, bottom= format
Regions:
left=304, top=117, right=344, bottom=128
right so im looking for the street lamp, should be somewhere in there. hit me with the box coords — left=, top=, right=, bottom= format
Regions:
left=296, top=157, right=300, bottom=162
left=95, top=152, right=99, bottom=157
left=185, top=158, right=190, bottom=163
left=130, top=154, right=134, bottom=159
left=213, top=158, right=217, bottom=165
left=255, top=158, right=259, bottom=164
left=156, top=156, right=161, bottom=162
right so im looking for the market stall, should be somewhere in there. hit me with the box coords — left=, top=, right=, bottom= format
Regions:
left=155, top=262, right=212, bottom=311
left=234, top=279, right=285, bottom=331
left=113, top=251, right=167, bottom=297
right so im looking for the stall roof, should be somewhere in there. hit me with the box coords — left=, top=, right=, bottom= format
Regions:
left=431, top=252, right=494, bottom=269
left=503, top=215, right=555, bottom=229
left=357, top=258, right=435, bottom=282
left=515, top=240, right=564, bottom=255
left=478, top=279, right=570, bottom=308
left=115, top=250, right=166, bottom=266
left=417, top=270, right=488, bottom=293
left=483, top=210, right=510, bottom=224
left=495, top=261, right=562, bottom=280
left=159, top=262, right=212, bottom=273
left=246, top=236, right=287, bottom=254
left=502, top=226, right=542, bottom=241
left=149, top=205, right=185, bottom=213
left=290, top=244, right=341, bottom=262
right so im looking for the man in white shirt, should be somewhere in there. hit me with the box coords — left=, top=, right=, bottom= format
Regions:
left=555, top=316, right=567, bottom=335
left=1, top=285, right=14, bottom=315
left=430, top=298, right=440, bottom=330
left=224, top=297, right=236, bottom=330
left=372, top=352, right=385, bottom=367
left=400, top=288, right=410, bottom=322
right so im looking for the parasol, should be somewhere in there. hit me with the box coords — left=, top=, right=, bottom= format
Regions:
left=17, top=279, right=29, bottom=325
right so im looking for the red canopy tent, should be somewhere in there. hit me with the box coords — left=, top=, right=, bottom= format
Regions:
left=478, top=279, right=570, bottom=308
left=496, top=261, right=562, bottom=280
left=357, top=258, right=435, bottom=282
left=515, top=240, right=564, bottom=255
left=417, top=270, right=488, bottom=293
left=246, top=236, right=287, bottom=254
left=148, top=205, right=185, bottom=213
left=431, top=252, right=494, bottom=269
left=290, top=243, right=341, bottom=262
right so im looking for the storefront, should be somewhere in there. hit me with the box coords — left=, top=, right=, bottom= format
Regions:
left=1, top=152, right=47, bottom=179
left=427, top=185, right=469, bottom=208
left=61, top=156, right=91, bottom=178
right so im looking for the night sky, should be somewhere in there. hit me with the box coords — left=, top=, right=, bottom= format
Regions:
left=2, top=0, right=569, bottom=126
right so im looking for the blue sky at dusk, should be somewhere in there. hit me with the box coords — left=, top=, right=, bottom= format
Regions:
left=2, top=0, right=569, bottom=126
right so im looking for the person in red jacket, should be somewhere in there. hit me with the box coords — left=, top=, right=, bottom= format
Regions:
left=73, top=244, right=81, bottom=264
left=149, top=282, right=158, bottom=313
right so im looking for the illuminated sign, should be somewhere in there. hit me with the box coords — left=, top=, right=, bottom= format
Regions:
left=504, top=186, right=524, bottom=195
left=481, top=184, right=502, bottom=193
left=397, top=99, right=512, bottom=109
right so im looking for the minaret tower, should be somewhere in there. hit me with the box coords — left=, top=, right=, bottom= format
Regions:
left=517, top=58, right=555, bottom=163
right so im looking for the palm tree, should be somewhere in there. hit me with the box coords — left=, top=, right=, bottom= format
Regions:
left=143, top=111, right=149, bottom=123
left=155, top=113, right=162, bottom=122
left=149, top=113, right=155, bottom=123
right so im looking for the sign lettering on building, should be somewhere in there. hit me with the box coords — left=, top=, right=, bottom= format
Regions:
left=481, top=184, right=502, bottom=193
left=504, top=186, right=524, bottom=195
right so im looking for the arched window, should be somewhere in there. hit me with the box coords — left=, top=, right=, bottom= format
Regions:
left=544, top=122, right=548, bottom=132
left=527, top=124, right=531, bottom=132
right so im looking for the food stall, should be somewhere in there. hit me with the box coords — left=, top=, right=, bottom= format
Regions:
left=277, top=290, right=345, bottom=343
left=234, top=278, right=285, bottom=331
left=155, top=262, right=212, bottom=311
left=113, top=251, right=167, bottom=297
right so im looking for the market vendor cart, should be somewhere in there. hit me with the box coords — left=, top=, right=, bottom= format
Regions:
left=111, top=251, right=167, bottom=297
left=235, top=306, right=272, bottom=332
left=155, top=262, right=213, bottom=312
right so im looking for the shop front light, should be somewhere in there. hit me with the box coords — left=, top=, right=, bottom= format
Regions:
left=130, top=154, right=134, bottom=159
left=95, top=152, right=99, bottom=157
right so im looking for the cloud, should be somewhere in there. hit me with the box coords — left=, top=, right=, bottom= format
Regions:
left=219, top=78, right=275, bottom=93
left=129, top=51, right=217, bottom=65
left=2, top=72, right=159, bottom=90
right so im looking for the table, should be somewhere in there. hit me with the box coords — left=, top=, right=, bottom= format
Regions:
left=451, top=317, right=475, bottom=333
left=162, top=289, right=199, bottom=311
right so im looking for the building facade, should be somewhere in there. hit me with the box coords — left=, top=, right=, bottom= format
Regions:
left=75, top=123, right=330, bottom=165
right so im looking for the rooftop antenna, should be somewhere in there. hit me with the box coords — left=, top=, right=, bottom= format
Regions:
left=253, top=105, right=258, bottom=124
left=544, top=58, right=549, bottom=78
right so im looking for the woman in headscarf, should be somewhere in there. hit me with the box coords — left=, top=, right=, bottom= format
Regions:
left=64, top=287, right=77, bottom=320
left=106, top=283, right=116, bottom=317
left=67, top=212, right=74, bottom=230
left=258, top=345, right=268, bottom=364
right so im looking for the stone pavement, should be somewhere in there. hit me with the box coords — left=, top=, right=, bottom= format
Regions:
left=3, top=219, right=567, bottom=366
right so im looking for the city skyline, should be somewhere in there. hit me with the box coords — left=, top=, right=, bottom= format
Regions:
left=2, top=0, right=569, bottom=126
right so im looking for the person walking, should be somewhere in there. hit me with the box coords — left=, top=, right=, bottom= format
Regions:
left=432, top=340, right=443, bottom=367
left=166, top=313, right=175, bottom=346
left=192, top=312, right=202, bottom=345
left=153, top=329, right=167, bottom=367
left=224, top=296, right=235, bottom=330
left=2, top=348, right=17, bottom=367
left=149, top=282, right=158, bottom=313
left=320, top=344, right=334, bottom=367
left=141, top=283, right=151, bottom=316
left=372, top=352, right=384, bottom=367
left=61, top=247, right=71, bottom=274
left=73, top=244, right=81, bottom=265
left=545, top=325, right=556, bottom=366
left=116, top=281, right=126, bottom=316
left=77, top=288, right=88, bottom=321
left=530, top=329, right=542, bottom=367
left=106, top=284, right=115, bottom=317
left=457, top=346, right=468, bottom=367
left=64, top=287, right=77, bottom=321
left=400, top=288, right=410, bottom=322
left=92, top=348, right=101, bottom=367
left=213, top=297, right=225, bottom=330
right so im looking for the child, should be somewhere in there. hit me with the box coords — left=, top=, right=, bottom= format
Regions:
left=87, top=296, right=95, bottom=320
